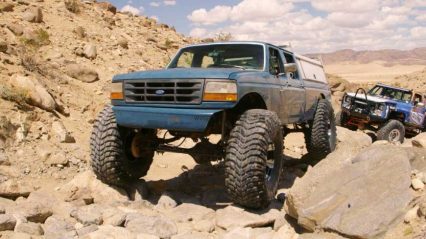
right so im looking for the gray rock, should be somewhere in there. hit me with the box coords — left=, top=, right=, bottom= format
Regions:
left=336, top=126, right=372, bottom=149
left=6, top=23, right=24, bottom=36
left=15, top=222, right=44, bottom=235
left=84, top=44, right=97, bottom=59
left=47, top=152, right=69, bottom=166
left=22, top=7, right=43, bottom=23
left=9, top=75, right=57, bottom=112
left=10, top=201, right=53, bottom=223
left=77, top=224, right=98, bottom=236
left=169, top=203, right=214, bottom=223
left=60, top=171, right=129, bottom=204
left=0, top=214, right=16, bottom=231
left=192, top=219, right=215, bottom=233
left=71, top=205, right=103, bottom=226
left=223, top=227, right=274, bottom=239
left=155, top=192, right=177, bottom=209
left=51, top=121, right=75, bottom=143
left=102, top=208, right=126, bottom=226
left=0, top=180, right=32, bottom=199
left=125, top=213, right=177, bottom=238
left=66, top=64, right=99, bottom=83
left=215, top=205, right=280, bottom=230
left=83, top=225, right=134, bottom=239
left=412, top=178, right=424, bottom=190
left=43, top=216, right=76, bottom=239
left=404, top=206, right=419, bottom=223
left=412, top=133, right=426, bottom=148
left=285, top=145, right=413, bottom=238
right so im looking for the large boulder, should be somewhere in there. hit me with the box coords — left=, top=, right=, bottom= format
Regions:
left=0, top=179, right=33, bottom=199
left=66, top=64, right=99, bottom=83
left=412, top=132, right=426, bottom=148
left=22, top=7, right=43, bottom=23
left=59, top=171, right=129, bottom=204
left=9, top=75, right=57, bottom=112
left=285, top=145, right=414, bottom=238
left=336, top=126, right=372, bottom=149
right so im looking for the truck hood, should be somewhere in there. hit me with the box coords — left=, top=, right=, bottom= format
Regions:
left=347, top=93, right=393, bottom=104
left=113, top=68, right=247, bottom=81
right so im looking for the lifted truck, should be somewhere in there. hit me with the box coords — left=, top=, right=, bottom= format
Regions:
left=337, top=83, right=426, bottom=142
left=90, top=42, right=336, bottom=208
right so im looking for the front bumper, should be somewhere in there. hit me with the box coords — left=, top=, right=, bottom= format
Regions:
left=113, top=106, right=222, bottom=132
left=342, top=108, right=386, bottom=123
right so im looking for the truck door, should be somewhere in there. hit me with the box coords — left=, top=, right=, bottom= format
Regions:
left=409, top=94, right=426, bottom=127
left=267, top=47, right=288, bottom=122
left=281, top=51, right=305, bottom=123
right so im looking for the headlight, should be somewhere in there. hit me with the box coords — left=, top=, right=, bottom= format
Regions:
left=203, top=81, right=237, bottom=102
left=110, top=82, right=123, bottom=100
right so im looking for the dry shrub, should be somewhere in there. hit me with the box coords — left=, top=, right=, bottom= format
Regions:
left=20, top=28, right=50, bottom=49
left=65, top=0, right=80, bottom=13
left=0, top=85, right=29, bottom=106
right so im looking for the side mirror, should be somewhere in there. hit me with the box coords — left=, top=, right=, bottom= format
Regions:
left=284, top=63, right=297, bottom=73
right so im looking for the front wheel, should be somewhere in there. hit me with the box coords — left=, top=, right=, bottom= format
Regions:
left=377, top=120, right=405, bottom=143
left=90, top=105, right=155, bottom=186
left=305, top=99, right=337, bottom=160
left=225, top=109, right=283, bottom=209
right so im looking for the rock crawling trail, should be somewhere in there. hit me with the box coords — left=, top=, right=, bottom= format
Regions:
left=0, top=0, right=426, bottom=238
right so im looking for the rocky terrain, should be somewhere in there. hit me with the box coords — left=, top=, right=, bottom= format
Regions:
left=0, top=0, right=426, bottom=238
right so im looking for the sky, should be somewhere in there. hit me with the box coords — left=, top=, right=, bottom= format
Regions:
left=110, top=0, right=426, bottom=53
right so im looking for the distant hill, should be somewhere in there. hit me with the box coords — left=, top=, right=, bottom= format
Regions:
left=307, top=48, right=426, bottom=65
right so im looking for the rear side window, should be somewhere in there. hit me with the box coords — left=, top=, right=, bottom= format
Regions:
left=269, top=48, right=283, bottom=75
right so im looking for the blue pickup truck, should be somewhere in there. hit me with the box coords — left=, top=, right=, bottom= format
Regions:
left=90, top=42, right=336, bottom=208
left=337, top=83, right=426, bottom=142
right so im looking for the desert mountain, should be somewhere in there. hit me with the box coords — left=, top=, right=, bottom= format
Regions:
left=0, top=1, right=426, bottom=239
left=308, top=47, right=426, bottom=65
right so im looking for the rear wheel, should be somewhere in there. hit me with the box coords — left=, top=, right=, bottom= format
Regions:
left=377, top=120, right=405, bottom=143
left=305, top=99, right=337, bottom=160
left=225, top=109, right=283, bottom=209
left=90, top=105, right=155, bottom=186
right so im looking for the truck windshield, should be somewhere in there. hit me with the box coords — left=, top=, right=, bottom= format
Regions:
left=168, top=44, right=264, bottom=70
left=368, top=85, right=412, bottom=102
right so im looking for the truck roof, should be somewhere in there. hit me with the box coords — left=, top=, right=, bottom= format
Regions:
left=183, top=41, right=322, bottom=66
left=376, top=83, right=412, bottom=92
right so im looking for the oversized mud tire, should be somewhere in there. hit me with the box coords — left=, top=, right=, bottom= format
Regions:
left=377, top=120, right=405, bottom=143
left=225, top=109, right=283, bottom=209
left=305, top=99, right=337, bottom=160
left=90, top=105, right=154, bottom=186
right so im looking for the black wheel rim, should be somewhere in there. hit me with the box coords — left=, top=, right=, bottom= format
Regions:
left=327, top=119, right=337, bottom=151
left=265, top=133, right=282, bottom=192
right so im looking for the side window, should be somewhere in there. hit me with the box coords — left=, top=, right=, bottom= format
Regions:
left=283, top=52, right=299, bottom=79
left=269, top=48, right=283, bottom=75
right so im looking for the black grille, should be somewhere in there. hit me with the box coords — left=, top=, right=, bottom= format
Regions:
left=124, top=79, right=204, bottom=104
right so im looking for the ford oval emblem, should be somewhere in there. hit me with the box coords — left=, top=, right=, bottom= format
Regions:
left=155, top=89, right=165, bottom=95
